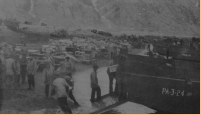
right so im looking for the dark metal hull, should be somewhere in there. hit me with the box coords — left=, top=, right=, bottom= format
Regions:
left=124, top=54, right=200, bottom=114
left=126, top=73, right=199, bottom=114
left=154, top=45, right=200, bottom=62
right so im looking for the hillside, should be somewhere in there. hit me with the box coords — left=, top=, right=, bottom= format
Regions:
left=0, top=0, right=199, bottom=36
left=95, top=0, right=200, bottom=36
left=0, top=0, right=108, bottom=29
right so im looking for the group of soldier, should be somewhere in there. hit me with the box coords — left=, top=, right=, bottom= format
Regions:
left=0, top=43, right=78, bottom=113
left=0, top=43, right=39, bottom=90
left=0, top=41, right=129, bottom=114
left=47, top=50, right=128, bottom=114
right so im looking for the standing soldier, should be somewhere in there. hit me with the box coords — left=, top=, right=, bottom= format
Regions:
left=107, top=57, right=118, bottom=95
left=15, top=55, right=21, bottom=88
left=43, top=61, right=55, bottom=98
left=147, top=43, right=151, bottom=51
left=27, top=57, right=37, bottom=90
left=19, top=54, right=28, bottom=84
left=5, top=54, right=16, bottom=89
left=45, top=53, right=55, bottom=67
left=3, top=44, right=10, bottom=58
left=91, top=46, right=96, bottom=60
left=64, top=57, right=73, bottom=78
left=21, top=44, right=28, bottom=56
left=90, top=64, right=101, bottom=102
left=50, top=53, right=55, bottom=67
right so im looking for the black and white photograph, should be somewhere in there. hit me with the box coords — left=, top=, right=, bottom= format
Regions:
left=0, top=0, right=200, bottom=114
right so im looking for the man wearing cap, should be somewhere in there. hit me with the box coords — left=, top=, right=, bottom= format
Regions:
left=90, top=64, right=101, bottom=102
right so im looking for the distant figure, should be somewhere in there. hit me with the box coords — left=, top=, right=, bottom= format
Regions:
left=90, top=64, right=101, bottom=102
left=3, top=44, right=10, bottom=58
left=64, top=57, right=73, bottom=78
left=19, top=54, right=28, bottom=84
left=15, top=55, right=21, bottom=87
left=21, top=44, right=28, bottom=53
left=43, top=61, right=55, bottom=97
left=147, top=43, right=151, bottom=51
left=45, top=53, right=55, bottom=67
left=91, top=46, right=96, bottom=59
left=27, top=57, right=37, bottom=90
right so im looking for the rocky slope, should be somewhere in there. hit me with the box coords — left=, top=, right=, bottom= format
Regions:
left=0, top=0, right=199, bottom=36
left=0, top=0, right=107, bottom=29
left=95, top=0, right=200, bottom=36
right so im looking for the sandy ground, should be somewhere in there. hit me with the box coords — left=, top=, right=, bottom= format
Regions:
left=0, top=59, right=115, bottom=114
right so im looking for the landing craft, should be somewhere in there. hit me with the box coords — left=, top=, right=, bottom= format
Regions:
left=95, top=40, right=200, bottom=114
left=118, top=39, right=200, bottom=113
